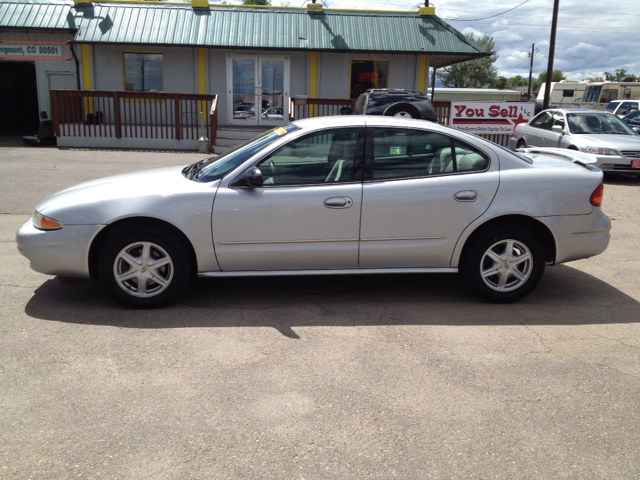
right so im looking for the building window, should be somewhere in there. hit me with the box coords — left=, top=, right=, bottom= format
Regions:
left=350, top=59, right=389, bottom=99
left=562, top=90, right=574, bottom=97
left=123, top=52, right=163, bottom=92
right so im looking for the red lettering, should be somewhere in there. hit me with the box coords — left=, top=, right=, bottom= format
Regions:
left=466, top=109, right=474, bottom=117
left=488, top=105, right=500, bottom=117
left=475, top=109, right=484, bottom=117
left=509, top=105, right=517, bottom=116
left=454, top=105, right=467, bottom=117
left=500, top=108, right=508, bottom=117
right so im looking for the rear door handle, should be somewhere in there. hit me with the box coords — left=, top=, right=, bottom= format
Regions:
left=454, top=190, right=477, bottom=202
left=324, top=197, right=353, bottom=208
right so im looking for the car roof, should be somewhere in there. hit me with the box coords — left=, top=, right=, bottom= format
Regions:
left=545, top=108, right=616, bottom=114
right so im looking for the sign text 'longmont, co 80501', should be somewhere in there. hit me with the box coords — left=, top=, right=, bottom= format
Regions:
left=0, top=41, right=71, bottom=60
left=448, top=101, right=536, bottom=134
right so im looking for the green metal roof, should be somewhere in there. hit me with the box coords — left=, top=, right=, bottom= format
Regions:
left=0, top=0, right=489, bottom=67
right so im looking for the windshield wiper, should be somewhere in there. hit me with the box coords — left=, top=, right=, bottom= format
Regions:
left=184, top=159, right=205, bottom=180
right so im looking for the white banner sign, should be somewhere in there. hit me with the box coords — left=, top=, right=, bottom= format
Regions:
left=0, top=42, right=70, bottom=59
left=448, top=101, right=536, bottom=134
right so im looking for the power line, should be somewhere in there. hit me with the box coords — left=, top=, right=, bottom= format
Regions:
left=444, top=0, right=531, bottom=21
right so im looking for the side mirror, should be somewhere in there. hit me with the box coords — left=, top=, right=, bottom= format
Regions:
left=632, top=126, right=640, bottom=134
left=244, top=167, right=263, bottom=188
left=340, top=106, right=352, bottom=115
left=551, top=124, right=565, bottom=134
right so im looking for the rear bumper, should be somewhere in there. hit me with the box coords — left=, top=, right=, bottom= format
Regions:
left=16, top=220, right=104, bottom=278
left=539, top=210, right=611, bottom=265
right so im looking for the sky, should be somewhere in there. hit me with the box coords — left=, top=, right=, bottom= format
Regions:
left=232, top=0, right=640, bottom=81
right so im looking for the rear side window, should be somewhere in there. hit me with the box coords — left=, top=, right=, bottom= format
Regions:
left=369, top=128, right=488, bottom=180
left=530, top=112, right=552, bottom=130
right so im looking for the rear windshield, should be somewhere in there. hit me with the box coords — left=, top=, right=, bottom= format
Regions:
left=195, top=124, right=301, bottom=182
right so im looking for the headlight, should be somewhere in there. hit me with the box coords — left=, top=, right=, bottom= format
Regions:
left=32, top=211, right=63, bottom=230
left=584, top=146, right=620, bottom=156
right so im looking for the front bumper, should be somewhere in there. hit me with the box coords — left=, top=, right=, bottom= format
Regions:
left=595, top=156, right=640, bottom=174
left=539, top=210, right=611, bottom=265
left=16, top=220, right=104, bottom=278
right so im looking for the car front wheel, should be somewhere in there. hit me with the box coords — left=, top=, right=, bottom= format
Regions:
left=464, top=226, right=545, bottom=303
left=98, top=225, right=192, bottom=308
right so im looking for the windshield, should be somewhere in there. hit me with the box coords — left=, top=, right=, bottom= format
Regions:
left=604, top=102, right=618, bottom=112
left=566, top=113, right=635, bottom=135
left=192, top=124, right=301, bottom=182
left=582, top=85, right=602, bottom=103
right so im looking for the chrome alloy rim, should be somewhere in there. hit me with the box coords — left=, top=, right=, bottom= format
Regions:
left=393, top=111, right=412, bottom=118
left=480, top=239, right=533, bottom=292
left=113, top=242, right=174, bottom=298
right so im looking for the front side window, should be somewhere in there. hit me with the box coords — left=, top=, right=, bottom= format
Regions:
left=530, top=112, right=552, bottom=130
left=551, top=112, right=565, bottom=129
left=259, top=128, right=360, bottom=186
left=123, top=52, right=163, bottom=92
left=350, top=60, right=389, bottom=99
left=370, top=128, right=488, bottom=180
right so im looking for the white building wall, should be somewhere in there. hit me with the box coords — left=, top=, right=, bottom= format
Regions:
left=92, top=44, right=196, bottom=93
left=0, top=30, right=78, bottom=118
left=317, top=53, right=418, bottom=98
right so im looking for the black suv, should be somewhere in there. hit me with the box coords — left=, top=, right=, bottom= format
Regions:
left=341, top=89, right=438, bottom=122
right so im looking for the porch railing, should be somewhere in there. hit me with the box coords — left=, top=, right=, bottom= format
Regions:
left=289, top=97, right=357, bottom=121
left=50, top=90, right=218, bottom=148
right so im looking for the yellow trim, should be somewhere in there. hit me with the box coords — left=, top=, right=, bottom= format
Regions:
left=192, top=0, right=208, bottom=7
left=417, top=55, right=428, bottom=93
left=308, top=51, right=318, bottom=117
left=348, top=58, right=390, bottom=99
left=419, top=6, right=435, bottom=15
left=80, top=44, right=93, bottom=113
left=121, top=50, right=165, bottom=92
left=84, top=0, right=414, bottom=12
left=197, top=47, right=207, bottom=118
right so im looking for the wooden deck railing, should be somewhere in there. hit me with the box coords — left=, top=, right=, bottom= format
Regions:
left=50, top=90, right=218, bottom=147
left=289, top=97, right=356, bottom=121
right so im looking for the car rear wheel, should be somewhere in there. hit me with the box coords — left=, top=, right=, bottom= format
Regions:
left=98, top=226, right=192, bottom=308
left=383, top=103, right=421, bottom=119
left=464, top=226, right=545, bottom=303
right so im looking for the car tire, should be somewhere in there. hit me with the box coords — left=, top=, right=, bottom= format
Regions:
left=383, top=103, right=421, bottom=119
left=516, top=139, right=527, bottom=149
left=463, top=226, right=545, bottom=303
left=98, top=225, right=192, bottom=308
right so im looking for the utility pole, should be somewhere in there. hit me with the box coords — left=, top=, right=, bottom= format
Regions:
left=543, top=0, right=559, bottom=110
left=527, top=43, right=535, bottom=100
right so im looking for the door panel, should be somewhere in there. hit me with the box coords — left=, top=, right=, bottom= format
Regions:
left=258, top=57, right=288, bottom=127
left=359, top=127, right=499, bottom=268
left=212, top=184, right=362, bottom=271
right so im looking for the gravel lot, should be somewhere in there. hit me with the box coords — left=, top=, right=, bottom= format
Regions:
left=1, top=137, right=639, bottom=479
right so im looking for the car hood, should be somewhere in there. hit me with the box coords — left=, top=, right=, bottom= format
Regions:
left=36, top=166, right=215, bottom=224
left=569, top=133, right=640, bottom=149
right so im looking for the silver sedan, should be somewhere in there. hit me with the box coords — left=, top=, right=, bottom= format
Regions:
left=17, top=117, right=611, bottom=308
left=509, top=108, right=640, bottom=174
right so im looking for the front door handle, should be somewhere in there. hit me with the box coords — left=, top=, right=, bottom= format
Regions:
left=324, top=197, right=353, bottom=209
left=454, top=190, right=477, bottom=202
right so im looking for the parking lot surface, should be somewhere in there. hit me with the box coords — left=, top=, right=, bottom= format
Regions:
left=1, top=137, right=639, bottom=479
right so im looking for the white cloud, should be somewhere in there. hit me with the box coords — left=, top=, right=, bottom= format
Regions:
left=491, top=19, right=508, bottom=28
left=462, top=27, right=485, bottom=38
left=565, top=42, right=605, bottom=58
left=440, top=10, right=458, bottom=20
left=491, top=30, right=523, bottom=42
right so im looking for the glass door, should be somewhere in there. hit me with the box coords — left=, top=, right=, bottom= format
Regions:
left=228, top=55, right=289, bottom=126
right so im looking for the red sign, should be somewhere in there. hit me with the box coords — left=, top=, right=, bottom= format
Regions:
left=357, top=72, right=379, bottom=83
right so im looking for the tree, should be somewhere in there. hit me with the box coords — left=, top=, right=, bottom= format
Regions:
left=586, top=76, right=604, bottom=82
left=436, top=33, right=498, bottom=88
left=242, top=0, right=271, bottom=4
left=603, top=68, right=638, bottom=82
left=537, top=69, right=566, bottom=84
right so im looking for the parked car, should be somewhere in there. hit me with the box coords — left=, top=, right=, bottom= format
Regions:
left=341, top=89, right=438, bottom=122
left=17, top=116, right=610, bottom=308
left=262, top=107, right=284, bottom=120
left=604, top=99, right=640, bottom=117
left=509, top=108, right=640, bottom=175
left=621, top=109, right=640, bottom=133
left=233, top=102, right=255, bottom=119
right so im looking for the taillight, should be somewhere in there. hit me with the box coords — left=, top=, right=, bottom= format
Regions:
left=590, top=181, right=604, bottom=207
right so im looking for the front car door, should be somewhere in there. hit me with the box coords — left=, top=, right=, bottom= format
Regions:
left=359, top=125, right=499, bottom=268
left=212, top=127, right=365, bottom=271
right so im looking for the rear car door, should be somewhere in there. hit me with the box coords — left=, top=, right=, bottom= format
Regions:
left=359, top=126, right=499, bottom=268
left=211, top=127, right=365, bottom=271
left=525, top=111, right=553, bottom=147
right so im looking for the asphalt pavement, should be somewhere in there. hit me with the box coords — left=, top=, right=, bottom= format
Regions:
left=1, top=136, right=639, bottom=479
